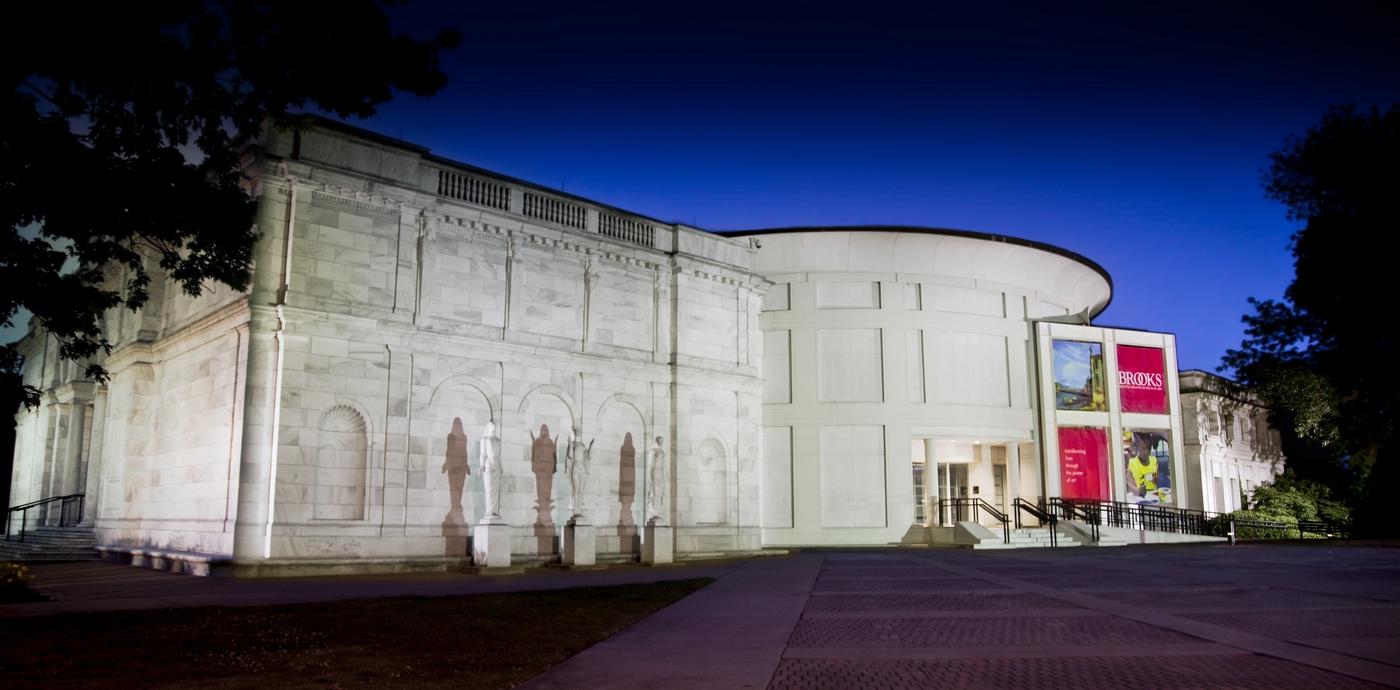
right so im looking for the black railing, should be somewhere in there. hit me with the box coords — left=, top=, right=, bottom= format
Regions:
left=4, top=493, right=85, bottom=542
left=1223, top=518, right=1296, bottom=540
left=1297, top=520, right=1352, bottom=539
left=1012, top=498, right=1057, bottom=547
left=1053, top=498, right=1218, bottom=537
left=1046, top=497, right=1100, bottom=542
left=1220, top=517, right=1352, bottom=541
left=938, top=497, right=1010, bottom=544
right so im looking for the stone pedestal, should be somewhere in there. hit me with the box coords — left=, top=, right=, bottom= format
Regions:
left=642, top=519, right=673, bottom=565
left=473, top=519, right=511, bottom=568
left=563, top=518, right=596, bottom=566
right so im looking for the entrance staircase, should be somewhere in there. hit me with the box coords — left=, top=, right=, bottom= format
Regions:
left=1008, top=526, right=1081, bottom=548
left=948, top=522, right=1083, bottom=549
left=0, top=526, right=99, bottom=562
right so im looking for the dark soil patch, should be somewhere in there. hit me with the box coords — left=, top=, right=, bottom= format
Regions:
left=0, top=578, right=711, bottom=689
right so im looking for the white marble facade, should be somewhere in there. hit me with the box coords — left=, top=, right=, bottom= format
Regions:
left=10, top=121, right=1268, bottom=570
left=8, top=121, right=767, bottom=571
left=1178, top=370, right=1284, bottom=513
left=741, top=230, right=1116, bottom=546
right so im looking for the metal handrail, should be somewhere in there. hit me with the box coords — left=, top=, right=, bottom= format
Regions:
left=1047, top=497, right=1099, bottom=543
left=1037, top=497, right=1354, bottom=542
left=1056, top=498, right=1220, bottom=537
left=4, top=493, right=85, bottom=542
left=1012, top=498, right=1057, bottom=547
left=938, top=497, right=1010, bottom=544
left=1297, top=520, right=1351, bottom=539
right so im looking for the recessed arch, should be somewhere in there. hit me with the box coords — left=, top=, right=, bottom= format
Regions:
left=429, top=374, right=500, bottom=425
left=518, top=384, right=578, bottom=429
left=312, top=402, right=371, bottom=521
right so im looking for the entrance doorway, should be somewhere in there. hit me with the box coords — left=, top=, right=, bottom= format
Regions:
left=935, top=462, right=971, bottom=524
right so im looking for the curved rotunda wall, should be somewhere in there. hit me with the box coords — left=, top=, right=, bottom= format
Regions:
left=739, top=228, right=1112, bottom=547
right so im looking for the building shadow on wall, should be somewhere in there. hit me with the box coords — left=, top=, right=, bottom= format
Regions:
left=617, top=432, right=639, bottom=556
left=442, top=418, right=470, bottom=558
left=531, top=424, right=557, bottom=556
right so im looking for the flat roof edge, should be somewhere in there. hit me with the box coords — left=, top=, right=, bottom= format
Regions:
left=723, top=225, right=1114, bottom=315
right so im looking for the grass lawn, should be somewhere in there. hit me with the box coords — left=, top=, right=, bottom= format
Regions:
left=0, top=578, right=711, bottom=689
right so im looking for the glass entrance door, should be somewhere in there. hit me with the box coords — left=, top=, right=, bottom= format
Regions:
left=936, top=462, right=969, bottom=524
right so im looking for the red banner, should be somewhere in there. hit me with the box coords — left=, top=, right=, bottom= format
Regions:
left=1116, top=345, right=1168, bottom=414
left=1059, top=427, right=1110, bottom=500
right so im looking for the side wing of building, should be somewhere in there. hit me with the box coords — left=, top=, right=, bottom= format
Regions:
left=231, top=124, right=768, bottom=566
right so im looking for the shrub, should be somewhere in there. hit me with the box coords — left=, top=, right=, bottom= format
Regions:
left=1219, top=510, right=1300, bottom=539
left=1248, top=473, right=1351, bottom=525
left=0, top=562, right=45, bottom=603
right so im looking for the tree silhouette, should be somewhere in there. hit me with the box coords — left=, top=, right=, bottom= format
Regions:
left=1224, top=104, right=1400, bottom=531
left=2, top=1, right=460, bottom=407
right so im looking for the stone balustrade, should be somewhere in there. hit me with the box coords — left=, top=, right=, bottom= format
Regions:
left=432, top=167, right=661, bottom=250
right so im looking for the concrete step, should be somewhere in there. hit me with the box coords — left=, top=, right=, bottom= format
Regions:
left=0, top=526, right=99, bottom=562
left=1005, top=527, right=1082, bottom=548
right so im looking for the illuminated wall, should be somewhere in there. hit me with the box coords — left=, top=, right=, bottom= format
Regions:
left=1034, top=323, right=1187, bottom=507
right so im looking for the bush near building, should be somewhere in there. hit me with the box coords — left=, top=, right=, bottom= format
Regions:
left=1217, top=473, right=1351, bottom=539
left=0, top=561, right=44, bottom=603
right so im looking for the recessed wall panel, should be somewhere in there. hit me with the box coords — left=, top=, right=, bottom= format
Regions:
left=931, top=286, right=1004, bottom=317
left=818, top=425, right=886, bottom=528
left=762, top=284, right=790, bottom=311
left=817, top=329, right=884, bottom=402
left=763, top=330, right=792, bottom=404
left=907, top=330, right=926, bottom=403
left=933, top=332, right=1009, bottom=406
left=816, top=282, right=880, bottom=309
left=762, top=427, right=793, bottom=528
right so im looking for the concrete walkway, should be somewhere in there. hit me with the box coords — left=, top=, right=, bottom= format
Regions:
left=524, top=543, right=1400, bottom=689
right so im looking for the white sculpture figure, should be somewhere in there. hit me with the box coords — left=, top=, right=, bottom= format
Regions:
left=478, top=420, right=504, bottom=520
left=646, top=436, right=667, bottom=523
left=565, top=427, right=593, bottom=520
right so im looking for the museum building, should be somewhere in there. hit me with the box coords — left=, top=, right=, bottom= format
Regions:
left=4, top=119, right=1281, bottom=573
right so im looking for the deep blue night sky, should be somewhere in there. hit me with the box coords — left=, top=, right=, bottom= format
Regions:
left=353, top=1, right=1397, bottom=373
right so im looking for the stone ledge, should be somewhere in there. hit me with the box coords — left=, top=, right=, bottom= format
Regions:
left=545, top=563, right=608, bottom=572
left=674, top=548, right=788, bottom=562
left=458, top=565, right=528, bottom=576
left=230, top=557, right=470, bottom=578
left=96, top=545, right=233, bottom=577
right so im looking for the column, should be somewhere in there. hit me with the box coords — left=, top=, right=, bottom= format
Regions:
left=62, top=402, right=86, bottom=496
left=1006, top=442, right=1021, bottom=510
left=80, top=391, right=107, bottom=526
left=41, top=403, right=69, bottom=525
left=922, top=439, right=937, bottom=526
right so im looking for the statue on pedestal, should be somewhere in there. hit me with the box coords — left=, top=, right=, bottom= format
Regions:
left=646, top=435, right=667, bottom=523
left=565, top=427, right=592, bottom=520
left=478, top=420, right=504, bottom=521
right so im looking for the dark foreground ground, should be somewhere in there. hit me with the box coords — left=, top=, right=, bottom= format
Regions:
left=0, top=578, right=710, bottom=689
left=5, top=543, right=1400, bottom=689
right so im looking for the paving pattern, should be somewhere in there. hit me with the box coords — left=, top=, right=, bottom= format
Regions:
left=19, top=543, right=1400, bottom=688
left=769, top=654, right=1380, bottom=689
left=772, top=544, right=1400, bottom=689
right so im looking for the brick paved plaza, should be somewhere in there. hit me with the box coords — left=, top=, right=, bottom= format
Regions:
left=8, top=543, right=1400, bottom=688
left=528, top=543, right=1400, bottom=689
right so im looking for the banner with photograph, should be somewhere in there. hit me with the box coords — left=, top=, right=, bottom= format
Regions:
left=1122, top=429, right=1173, bottom=505
left=1058, top=426, right=1110, bottom=500
left=1116, top=345, right=1167, bottom=413
left=1053, top=340, right=1106, bottom=411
